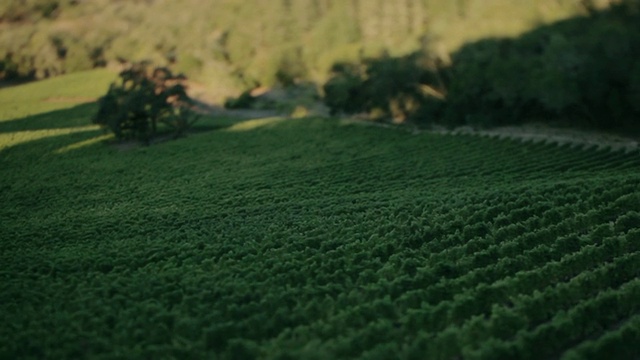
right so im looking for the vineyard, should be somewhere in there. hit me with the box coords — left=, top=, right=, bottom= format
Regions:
left=1, top=74, right=640, bottom=359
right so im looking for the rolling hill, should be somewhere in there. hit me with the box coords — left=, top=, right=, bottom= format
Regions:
left=1, top=71, right=639, bottom=359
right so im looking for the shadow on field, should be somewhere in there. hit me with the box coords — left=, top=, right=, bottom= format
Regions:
left=0, top=103, right=98, bottom=132
left=0, top=100, right=294, bottom=155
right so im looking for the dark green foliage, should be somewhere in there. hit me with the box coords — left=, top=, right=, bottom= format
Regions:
left=615, top=211, right=640, bottom=233
left=322, top=62, right=366, bottom=115
left=322, top=1, right=640, bottom=131
left=93, top=62, right=198, bottom=143
left=444, top=1, right=640, bottom=129
left=323, top=53, right=446, bottom=121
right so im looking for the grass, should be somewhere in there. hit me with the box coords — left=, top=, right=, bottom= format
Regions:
left=0, top=69, right=116, bottom=151
left=0, top=69, right=116, bottom=121
left=1, top=71, right=639, bottom=359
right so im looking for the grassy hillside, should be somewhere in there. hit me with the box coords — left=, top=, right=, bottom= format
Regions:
left=0, top=0, right=613, bottom=90
left=1, top=71, right=640, bottom=359
left=0, top=68, right=115, bottom=151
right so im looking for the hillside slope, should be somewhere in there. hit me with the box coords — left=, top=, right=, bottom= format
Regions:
left=0, top=0, right=611, bottom=87
left=1, top=73, right=639, bottom=359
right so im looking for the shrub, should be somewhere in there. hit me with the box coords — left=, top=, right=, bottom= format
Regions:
left=93, top=62, right=198, bottom=143
left=360, top=53, right=427, bottom=121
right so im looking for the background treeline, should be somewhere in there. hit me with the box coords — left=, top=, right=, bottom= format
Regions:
left=1, top=0, right=638, bottom=130
left=0, top=1, right=613, bottom=91
left=325, top=0, right=640, bottom=130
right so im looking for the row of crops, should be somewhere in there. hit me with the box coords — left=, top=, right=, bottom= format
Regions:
left=1, top=109, right=639, bottom=359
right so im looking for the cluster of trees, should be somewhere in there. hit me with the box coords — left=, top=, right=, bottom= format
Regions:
left=324, top=1, right=640, bottom=130
left=93, top=62, right=199, bottom=143
left=444, top=6, right=640, bottom=130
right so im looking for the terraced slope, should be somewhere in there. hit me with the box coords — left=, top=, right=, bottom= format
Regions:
left=1, top=77, right=639, bottom=359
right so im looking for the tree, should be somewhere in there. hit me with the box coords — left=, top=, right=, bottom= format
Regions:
left=93, top=62, right=198, bottom=144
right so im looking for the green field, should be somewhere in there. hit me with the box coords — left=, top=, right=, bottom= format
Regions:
left=1, top=72, right=639, bottom=359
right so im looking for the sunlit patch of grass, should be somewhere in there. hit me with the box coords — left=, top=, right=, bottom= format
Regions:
left=0, top=125, right=100, bottom=151
left=53, top=133, right=114, bottom=154
left=0, top=70, right=117, bottom=151
left=0, top=69, right=116, bottom=122
left=224, top=116, right=290, bottom=132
